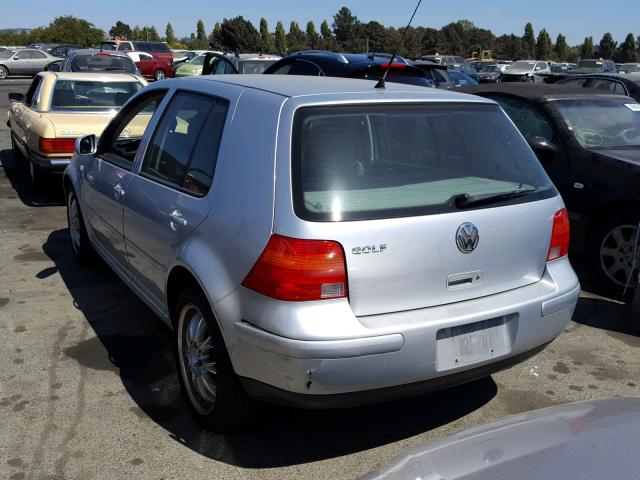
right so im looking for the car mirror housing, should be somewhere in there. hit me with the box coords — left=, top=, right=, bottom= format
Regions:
left=527, top=136, right=558, bottom=153
left=8, top=92, right=25, bottom=102
left=46, top=62, right=62, bottom=72
left=75, top=134, right=97, bottom=156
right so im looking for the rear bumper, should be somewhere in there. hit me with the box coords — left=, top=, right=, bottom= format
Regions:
left=30, top=150, right=70, bottom=172
left=224, top=258, right=580, bottom=407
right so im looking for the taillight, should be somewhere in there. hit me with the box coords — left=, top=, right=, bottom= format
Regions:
left=242, top=235, right=348, bottom=301
left=39, top=137, right=76, bottom=154
left=380, top=63, right=407, bottom=69
left=547, top=208, right=570, bottom=261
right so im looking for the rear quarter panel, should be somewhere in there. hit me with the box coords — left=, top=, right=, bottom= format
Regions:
left=169, top=85, right=285, bottom=311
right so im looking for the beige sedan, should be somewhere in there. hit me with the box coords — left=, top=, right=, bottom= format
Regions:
left=7, top=71, right=147, bottom=187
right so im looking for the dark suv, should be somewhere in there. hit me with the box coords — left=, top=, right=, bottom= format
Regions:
left=264, top=51, right=432, bottom=87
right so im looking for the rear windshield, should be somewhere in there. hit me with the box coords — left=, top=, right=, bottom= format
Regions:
left=50, top=80, right=143, bottom=111
left=70, top=54, right=137, bottom=74
left=239, top=60, right=277, bottom=74
left=292, top=103, right=554, bottom=221
left=134, top=42, right=170, bottom=52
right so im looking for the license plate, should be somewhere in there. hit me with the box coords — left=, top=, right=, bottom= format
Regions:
left=436, top=316, right=514, bottom=371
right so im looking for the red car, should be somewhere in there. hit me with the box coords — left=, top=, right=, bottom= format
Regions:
left=127, top=52, right=174, bottom=81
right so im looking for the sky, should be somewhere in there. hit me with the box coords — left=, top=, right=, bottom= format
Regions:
left=2, top=0, right=639, bottom=46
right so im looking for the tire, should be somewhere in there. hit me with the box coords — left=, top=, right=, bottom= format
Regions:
left=66, top=189, right=95, bottom=263
left=29, top=160, right=49, bottom=189
left=154, top=69, right=166, bottom=81
left=589, top=214, right=640, bottom=294
left=174, top=286, right=258, bottom=432
left=0, top=65, right=8, bottom=80
left=631, top=286, right=640, bottom=332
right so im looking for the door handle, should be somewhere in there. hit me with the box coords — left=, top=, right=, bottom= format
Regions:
left=168, top=209, right=187, bottom=227
left=113, top=183, right=126, bottom=197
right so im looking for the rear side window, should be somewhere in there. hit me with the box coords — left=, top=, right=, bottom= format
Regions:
left=292, top=104, right=554, bottom=221
left=141, top=92, right=228, bottom=196
left=489, top=95, right=556, bottom=142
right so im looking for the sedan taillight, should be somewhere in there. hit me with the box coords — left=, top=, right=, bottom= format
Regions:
left=39, top=137, right=76, bottom=154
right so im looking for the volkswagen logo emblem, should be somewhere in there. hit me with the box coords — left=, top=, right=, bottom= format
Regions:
left=456, top=223, right=479, bottom=254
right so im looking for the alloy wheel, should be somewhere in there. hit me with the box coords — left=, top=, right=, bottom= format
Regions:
left=600, top=224, right=640, bottom=287
left=0, top=66, right=7, bottom=79
left=155, top=70, right=165, bottom=81
left=177, top=304, right=217, bottom=415
left=67, top=195, right=82, bottom=254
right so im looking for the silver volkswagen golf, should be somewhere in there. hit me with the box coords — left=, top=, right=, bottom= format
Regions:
left=64, top=75, right=580, bottom=431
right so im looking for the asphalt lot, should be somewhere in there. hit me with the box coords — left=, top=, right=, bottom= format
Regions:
left=0, top=78, right=638, bottom=480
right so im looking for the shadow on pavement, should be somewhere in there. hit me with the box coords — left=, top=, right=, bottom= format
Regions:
left=0, top=148, right=65, bottom=207
left=42, top=228, right=498, bottom=468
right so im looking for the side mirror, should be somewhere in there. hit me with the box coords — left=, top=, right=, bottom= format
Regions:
left=527, top=136, right=557, bottom=154
left=45, top=61, right=61, bottom=72
left=8, top=92, right=25, bottom=102
left=75, top=134, right=97, bottom=155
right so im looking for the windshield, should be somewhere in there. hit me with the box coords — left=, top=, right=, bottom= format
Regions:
left=239, top=60, right=277, bottom=74
left=510, top=61, right=536, bottom=70
left=554, top=99, right=640, bottom=149
left=189, top=55, right=205, bottom=66
left=50, top=80, right=143, bottom=111
left=70, top=54, right=137, bottom=74
left=479, top=65, right=500, bottom=73
left=578, top=60, right=603, bottom=69
left=292, top=103, right=553, bottom=221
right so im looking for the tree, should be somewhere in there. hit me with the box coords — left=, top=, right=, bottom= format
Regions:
left=523, top=23, right=536, bottom=59
left=275, top=21, right=287, bottom=54
left=165, top=23, right=176, bottom=46
left=147, top=26, right=160, bottom=42
left=287, top=21, right=306, bottom=52
left=581, top=36, right=594, bottom=59
left=193, top=19, right=207, bottom=48
left=259, top=18, right=274, bottom=52
left=218, top=16, right=261, bottom=52
left=209, top=23, right=223, bottom=50
left=554, top=33, right=569, bottom=61
left=320, top=20, right=333, bottom=50
left=421, top=27, right=439, bottom=55
left=364, top=21, right=388, bottom=52
left=598, top=32, right=617, bottom=59
left=41, top=16, right=104, bottom=46
left=306, top=21, right=319, bottom=49
left=494, top=34, right=527, bottom=60
left=332, top=7, right=359, bottom=49
left=535, top=28, right=552, bottom=60
left=617, top=33, right=637, bottom=63
left=109, top=21, right=131, bottom=40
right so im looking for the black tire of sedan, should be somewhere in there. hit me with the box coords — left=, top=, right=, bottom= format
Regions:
left=154, top=69, right=165, bottom=81
left=0, top=66, right=8, bottom=80
left=29, top=161, right=49, bottom=189
left=66, top=189, right=95, bottom=263
left=590, top=214, right=640, bottom=294
left=174, top=286, right=258, bottom=432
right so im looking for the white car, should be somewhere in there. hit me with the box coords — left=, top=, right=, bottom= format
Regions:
left=501, top=60, right=551, bottom=82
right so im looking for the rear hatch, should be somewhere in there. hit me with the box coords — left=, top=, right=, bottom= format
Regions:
left=286, top=102, right=559, bottom=317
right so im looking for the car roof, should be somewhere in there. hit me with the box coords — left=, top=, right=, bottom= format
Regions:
left=564, top=72, right=640, bottom=84
left=168, top=74, right=493, bottom=103
left=40, top=71, right=143, bottom=82
left=461, top=83, right=629, bottom=102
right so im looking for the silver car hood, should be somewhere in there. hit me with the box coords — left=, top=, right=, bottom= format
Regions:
left=362, top=397, right=640, bottom=480
left=503, top=68, right=533, bottom=75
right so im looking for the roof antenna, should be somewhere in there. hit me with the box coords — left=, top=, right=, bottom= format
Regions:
left=375, top=0, right=423, bottom=89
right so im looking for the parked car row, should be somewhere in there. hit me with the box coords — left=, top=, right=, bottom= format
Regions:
left=5, top=45, right=639, bottom=435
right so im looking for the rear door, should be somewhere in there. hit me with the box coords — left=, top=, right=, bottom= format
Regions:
left=29, top=50, right=49, bottom=74
left=281, top=102, right=559, bottom=317
left=123, top=91, right=229, bottom=305
left=81, top=89, right=167, bottom=276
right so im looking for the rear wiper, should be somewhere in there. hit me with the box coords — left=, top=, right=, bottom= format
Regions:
left=451, top=187, right=536, bottom=209
left=104, top=67, right=125, bottom=71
